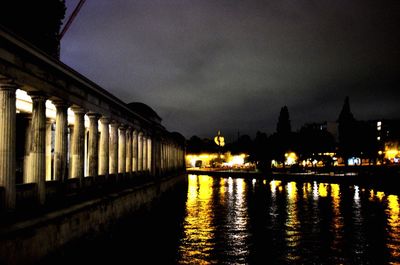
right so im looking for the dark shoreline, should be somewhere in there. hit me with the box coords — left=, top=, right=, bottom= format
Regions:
left=188, top=168, right=400, bottom=195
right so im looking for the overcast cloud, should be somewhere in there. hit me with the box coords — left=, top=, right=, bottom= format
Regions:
left=61, top=0, right=400, bottom=140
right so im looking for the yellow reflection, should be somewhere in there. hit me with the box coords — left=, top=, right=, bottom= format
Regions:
left=331, top=184, right=340, bottom=199
left=270, top=180, right=281, bottom=195
left=219, top=178, right=226, bottom=201
left=388, top=195, right=399, bottom=222
left=285, top=181, right=300, bottom=261
left=330, top=184, right=343, bottom=252
left=386, top=195, right=400, bottom=260
left=187, top=174, right=198, bottom=202
left=180, top=175, right=215, bottom=264
left=318, top=183, right=328, bottom=197
left=287, top=182, right=297, bottom=200
left=302, top=183, right=311, bottom=199
left=377, top=191, right=385, bottom=201
left=198, top=175, right=213, bottom=200
left=370, top=189, right=375, bottom=201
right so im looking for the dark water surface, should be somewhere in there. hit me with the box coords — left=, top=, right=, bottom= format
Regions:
left=42, top=174, right=400, bottom=264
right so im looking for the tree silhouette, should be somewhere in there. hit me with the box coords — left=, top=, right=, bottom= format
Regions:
left=277, top=106, right=291, bottom=135
left=270, top=106, right=295, bottom=166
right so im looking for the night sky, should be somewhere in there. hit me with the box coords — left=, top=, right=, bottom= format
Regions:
left=61, top=0, right=400, bottom=140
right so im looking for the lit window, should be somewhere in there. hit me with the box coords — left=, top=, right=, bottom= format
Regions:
left=377, top=121, right=382, bottom=126
left=377, top=136, right=381, bottom=141
left=377, top=126, right=381, bottom=131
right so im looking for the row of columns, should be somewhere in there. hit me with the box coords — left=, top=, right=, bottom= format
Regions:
left=0, top=81, right=185, bottom=209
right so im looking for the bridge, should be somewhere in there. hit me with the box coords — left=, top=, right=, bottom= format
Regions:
left=0, top=26, right=186, bottom=264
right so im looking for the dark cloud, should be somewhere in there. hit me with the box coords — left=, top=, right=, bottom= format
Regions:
left=61, top=0, right=400, bottom=139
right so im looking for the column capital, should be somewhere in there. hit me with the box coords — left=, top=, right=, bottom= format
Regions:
left=110, top=120, right=120, bottom=128
left=71, top=106, right=86, bottom=114
left=86, top=112, right=101, bottom=120
left=52, top=99, right=70, bottom=108
left=28, top=91, right=48, bottom=101
left=100, top=116, right=111, bottom=124
left=0, top=78, right=18, bottom=91
left=119, top=124, right=127, bottom=131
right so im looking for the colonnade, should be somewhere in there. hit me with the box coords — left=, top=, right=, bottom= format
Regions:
left=0, top=28, right=185, bottom=211
left=0, top=80, right=185, bottom=209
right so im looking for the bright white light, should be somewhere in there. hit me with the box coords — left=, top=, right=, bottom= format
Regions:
left=354, top=185, right=360, bottom=201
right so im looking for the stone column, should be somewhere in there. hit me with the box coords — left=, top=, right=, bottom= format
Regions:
left=132, top=130, right=138, bottom=172
left=53, top=101, right=69, bottom=182
left=0, top=80, right=16, bottom=209
left=109, top=121, right=119, bottom=175
left=142, top=135, right=147, bottom=171
left=147, top=136, right=152, bottom=172
left=68, top=125, right=74, bottom=179
left=118, top=125, right=126, bottom=174
left=29, top=92, right=47, bottom=205
left=71, top=107, right=85, bottom=184
left=138, top=132, right=143, bottom=171
left=87, top=113, right=100, bottom=178
left=151, top=137, right=157, bottom=176
left=99, top=117, right=110, bottom=176
left=125, top=127, right=132, bottom=174
left=45, top=119, right=53, bottom=181
left=160, top=142, right=164, bottom=173
left=23, top=116, right=32, bottom=183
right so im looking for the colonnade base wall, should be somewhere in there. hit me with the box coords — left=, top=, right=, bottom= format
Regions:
left=0, top=172, right=188, bottom=265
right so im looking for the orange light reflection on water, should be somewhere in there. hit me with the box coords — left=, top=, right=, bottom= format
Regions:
left=285, top=182, right=300, bottom=262
left=387, top=195, right=400, bottom=260
left=179, top=175, right=216, bottom=264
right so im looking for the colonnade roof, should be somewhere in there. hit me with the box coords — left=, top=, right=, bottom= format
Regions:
left=0, top=25, right=168, bottom=134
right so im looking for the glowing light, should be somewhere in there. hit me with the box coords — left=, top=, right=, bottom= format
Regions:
left=186, top=153, right=219, bottom=168
left=214, top=130, right=225, bottom=147
left=348, top=157, right=361, bottom=166
left=385, top=149, right=399, bottom=160
left=285, top=152, right=298, bottom=166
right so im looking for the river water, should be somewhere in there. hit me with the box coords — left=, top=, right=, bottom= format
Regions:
left=42, top=174, right=400, bottom=264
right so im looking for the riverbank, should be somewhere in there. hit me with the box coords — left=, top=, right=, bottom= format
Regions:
left=188, top=166, right=400, bottom=194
